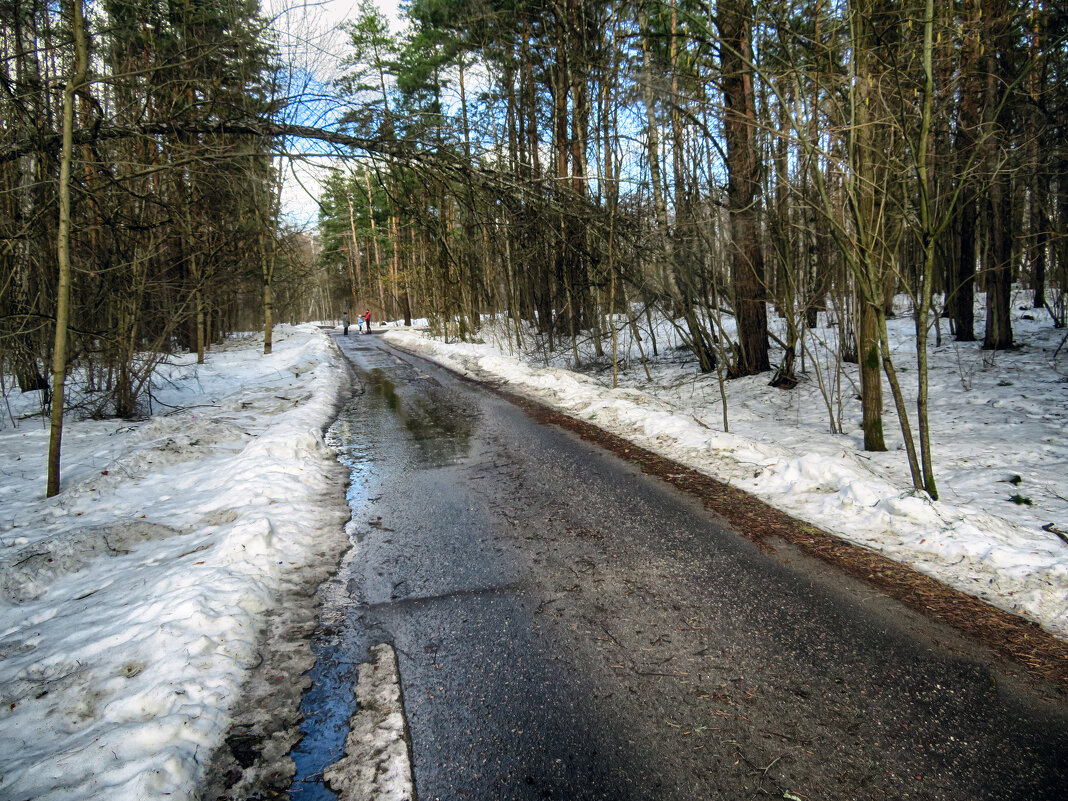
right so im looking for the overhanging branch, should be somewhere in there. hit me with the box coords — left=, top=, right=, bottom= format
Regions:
left=0, top=118, right=627, bottom=235
left=0, top=120, right=393, bottom=164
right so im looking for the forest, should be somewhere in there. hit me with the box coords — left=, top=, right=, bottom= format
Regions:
left=2, top=0, right=1066, bottom=498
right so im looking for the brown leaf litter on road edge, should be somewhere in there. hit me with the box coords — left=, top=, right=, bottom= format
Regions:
left=485, top=383, right=1068, bottom=689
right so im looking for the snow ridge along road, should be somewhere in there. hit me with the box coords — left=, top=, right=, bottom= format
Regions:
left=324, top=643, right=414, bottom=800
left=0, top=327, right=351, bottom=801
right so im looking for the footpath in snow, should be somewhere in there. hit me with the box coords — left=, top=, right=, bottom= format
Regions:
left=0, top=326, right=350, bottom=800
left=381, top=299, right=1068, bottom=644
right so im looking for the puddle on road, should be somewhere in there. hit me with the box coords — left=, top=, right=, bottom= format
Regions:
left=373, top=369, right=476, bottom=468
left=287, top=347, right=480, bottom=800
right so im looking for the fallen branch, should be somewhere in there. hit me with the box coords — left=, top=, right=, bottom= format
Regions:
left=14, top=551, right=49, bottom=567
left=1042, top=523, right=1068, bottom=546
left=633, top=669, right=689, bottom=678
left=598, top=622, right=623, bottom=648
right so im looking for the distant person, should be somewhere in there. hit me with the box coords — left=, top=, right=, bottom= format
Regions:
left=364, top=310, right=372, bottom=334
left=342, top=312, right=350, bottom=335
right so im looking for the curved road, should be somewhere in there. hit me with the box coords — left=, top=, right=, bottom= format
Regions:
left=291, top=332, right=1067, bottom=801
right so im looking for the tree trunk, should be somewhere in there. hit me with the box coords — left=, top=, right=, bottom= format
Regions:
left=47, top=0, right=88, bottom=498
left=848, top=0, right=887, bottom=452
left=1027, top=0, right=1047, bottom=311
left=982, top=0, right=1014, bottom=351
left=858, top=299, right=886, bottom=451
left=952, top=0, right=982, bottom=341
left=261, top=226, right=276, bottom=355
left=346, top=193, right=361, bottom=312
left=720, top=0, right=770, bottom=376
left=913, top=0, right=939, bottom=498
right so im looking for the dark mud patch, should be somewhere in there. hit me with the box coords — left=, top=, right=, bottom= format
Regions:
left=224, top=731, right=264, bottom=770
left=195, top=501, right=351, bottom=801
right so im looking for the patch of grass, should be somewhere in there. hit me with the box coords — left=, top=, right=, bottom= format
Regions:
left=1010, top=494, right=1033, bottom=506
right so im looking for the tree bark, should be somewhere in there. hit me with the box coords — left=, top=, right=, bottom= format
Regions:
left=952, top=0, right=982, bottom=341
left=848, top=0, right=887, bottom=452
left=720, top=0, right=770, bottom=376
left=982, top=0, right=1014, bottom=351
left=47, top=0, right=88, bottom=497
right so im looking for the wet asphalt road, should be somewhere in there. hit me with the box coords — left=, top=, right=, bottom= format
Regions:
left=290, top=331, right=1067, bottom=801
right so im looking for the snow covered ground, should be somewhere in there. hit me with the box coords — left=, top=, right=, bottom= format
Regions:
left=0, top=326, right=349, bottom=800
left=1, top=295, right=1064, bottom=800
left=382, top=293, right=1068, bottom=644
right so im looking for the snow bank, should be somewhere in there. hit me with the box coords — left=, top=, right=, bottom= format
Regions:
left=0, top=326, right=347, bottom=801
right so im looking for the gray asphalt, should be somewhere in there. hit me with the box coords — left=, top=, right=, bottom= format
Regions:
left=290, top=331, right=1068, bottom=801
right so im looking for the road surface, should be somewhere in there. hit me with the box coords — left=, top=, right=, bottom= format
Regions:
left=289, top=331, right=1067, bottom=801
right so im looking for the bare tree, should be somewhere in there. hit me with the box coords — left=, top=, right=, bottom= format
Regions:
left=46, top=0, right=88, bottom=497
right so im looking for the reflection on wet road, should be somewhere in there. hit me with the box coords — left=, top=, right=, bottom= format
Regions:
left=290, top=334, right=637, bottom=800
left=290, top=332, right=1068, bottom=801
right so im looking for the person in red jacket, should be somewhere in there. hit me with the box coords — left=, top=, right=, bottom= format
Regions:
left=363, top=310, right=372, bottom=333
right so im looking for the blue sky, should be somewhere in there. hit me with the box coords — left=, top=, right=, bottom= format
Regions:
left=265, top=0, right=405, bottom=226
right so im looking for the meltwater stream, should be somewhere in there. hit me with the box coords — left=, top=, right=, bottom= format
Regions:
left=288, top=334, right=477, bottom=800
